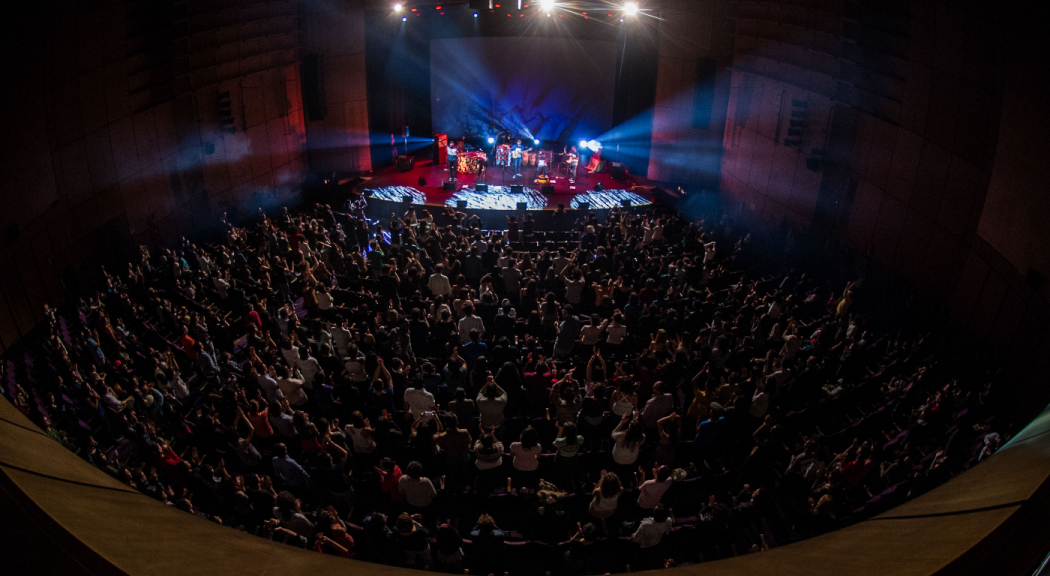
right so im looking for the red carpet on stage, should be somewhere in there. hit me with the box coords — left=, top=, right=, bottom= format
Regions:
left=357, top=158, right=655, bottom=211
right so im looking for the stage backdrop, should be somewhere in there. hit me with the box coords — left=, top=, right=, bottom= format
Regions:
left=430, top=37, right=616, bottom=143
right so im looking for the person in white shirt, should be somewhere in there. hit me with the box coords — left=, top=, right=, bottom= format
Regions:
left=276, top=365, right=308, bottom=406
left=635, top=465, right=673, bottom=509
left=255, top=364, right=284, bottom=402
left=604, top=312, right=628, bottom=347
left=404, top=385, right=437, bottom=417
left=509, top=426, right=541, bottom=472
left=344, top=346, right=369, bottom=384
left=551, top=248, right=571, bottom=276
left=428, top=264, right=452, bottom=298
left=331, top=318, right=352, bottom=358
left=297, top=347, right=322, bottom=389
left=399, top=461, right=438, bottom=508
left=631, top=505, right=672, bottom=549
left=280, top=341, right=300, bottom=368
left=316, top=285, right=334, bottom=313
left=750, top=380, right=770, bottom=418
left=611, top=413, right=646, bottom=466
left=458, top=303, right=485, bottom=344
left=213, top=274, right=230, bottom=299
left=579, top=315, right=609, bottom=347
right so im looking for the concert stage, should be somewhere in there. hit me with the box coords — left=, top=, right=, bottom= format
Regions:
left=356, top=157, right=656, bottom=211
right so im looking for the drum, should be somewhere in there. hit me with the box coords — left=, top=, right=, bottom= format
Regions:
left=458, top=151, right=488, bottom=174
left=525, top=151, right=536, bottom=166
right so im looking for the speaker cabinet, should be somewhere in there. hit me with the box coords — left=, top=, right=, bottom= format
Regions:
left=510, top=185, right=524, bottom=194
left=475, top=184, right=488, bottom=192
left=396, top=155, right=414, bottom=172
left=443, top=181, right=456, bottom=191
left=541, top=184, right=555, bottom=195
left=456, top=200, right=467, bottom=209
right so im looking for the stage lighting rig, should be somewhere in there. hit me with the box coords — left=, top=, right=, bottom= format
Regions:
left=623, top=2, right=639, bottom=16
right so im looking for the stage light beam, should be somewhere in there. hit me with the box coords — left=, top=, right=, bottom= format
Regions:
left=488, top=137, right=496, bottom=144
left=393, top=3, right=403, bottom=12
left=534, top=139, right=540, bottom=145
left=623, top=2, right=639, bottom=16
left=539, top=0, right=556, bottom=11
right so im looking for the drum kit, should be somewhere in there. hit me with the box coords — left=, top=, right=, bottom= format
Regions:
left=457, top=151, right=487, bottom=174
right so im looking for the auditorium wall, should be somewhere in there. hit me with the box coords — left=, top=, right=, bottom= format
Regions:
left=299, top=0, right=372, bottom=174
left=719, top=0, right=1050, bottom=406
left=647, top=0, right=734, bottom=188
left=0, top=0, right=309, bottom=351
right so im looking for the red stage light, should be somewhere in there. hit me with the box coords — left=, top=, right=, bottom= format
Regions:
left=435, top=5, right=441, bottom=8
left=520, top=14, right=524, bottom=17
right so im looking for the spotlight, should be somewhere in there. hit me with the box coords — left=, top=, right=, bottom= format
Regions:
left=623, top=1, right=639, bottom=16
left=487, top=137, right=495, bottom=144
left=402, top=15, right=407, bottom=21
left=474, top=12, right=478, bottom=17
left=539, top=0, right=555, bottom=11
left=534, top=139, right=540, bottom=145
left=585, top=140, right=602, bottom=152
left=579, top=139, right=588, bottom=149
left=394, top=3, right=403, bottom=12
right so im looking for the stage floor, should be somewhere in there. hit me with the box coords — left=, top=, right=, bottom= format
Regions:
left=357, top=158, right=656, bottom=211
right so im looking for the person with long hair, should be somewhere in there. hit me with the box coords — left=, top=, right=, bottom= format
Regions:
left=588, top=470, right=623, bottom=531
left=611, top=413, right=646, bottom=476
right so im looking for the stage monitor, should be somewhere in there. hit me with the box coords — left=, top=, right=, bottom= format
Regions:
left=431, top=37, right=616, bottom=143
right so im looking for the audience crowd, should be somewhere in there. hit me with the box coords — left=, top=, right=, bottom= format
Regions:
left=2, top=197, right=1012, bottom=574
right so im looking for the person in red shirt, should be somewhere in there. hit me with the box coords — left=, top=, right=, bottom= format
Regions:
left=314, top=515, right=355, bottom=558
left=840, top=443, right=876, bottom=487
left=375, top=457, right=403, bottom=500
left=246, top=303, right=262, bottom=330
left=179, top=326, right=197, bottom=360
left=246, top=399, right=274, bottom=441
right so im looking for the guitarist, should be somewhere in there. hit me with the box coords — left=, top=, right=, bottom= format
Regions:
left=510, top=139, right=525, bottom=178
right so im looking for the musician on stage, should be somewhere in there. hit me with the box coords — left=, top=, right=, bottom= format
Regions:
left=510, top=139, right=524, bottom=178
left=447, top=141, right=459, bottom=181
left=568, top=145, right=579, bottom=184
